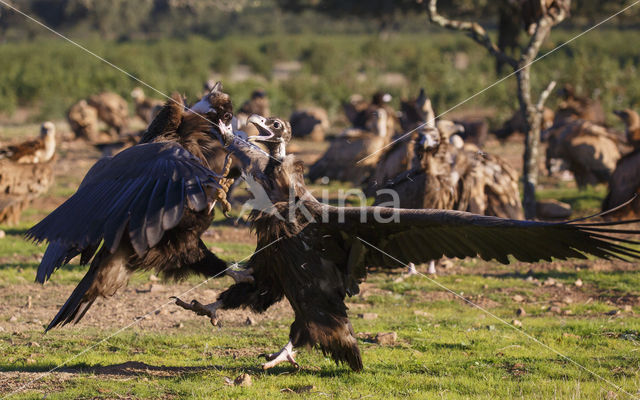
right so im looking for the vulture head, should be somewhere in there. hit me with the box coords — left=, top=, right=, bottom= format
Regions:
left=557, top=83, right=576, bottom=101
left=400, top=88, right=435, bottom=132
left=436, top=120, right=465, bottom=141
left=614, top=109, right=639, bottom=129
left=415, top=127, right=441, bottom=157
left=131, top=87, right=145, bottom=102
left=40, top=121, right=55, bottom=139
left=190, top=81, right=233, bottom=125
left=247, top=115, right=291, bottom=159
left=40, top=121, right=56, bottom=160
left=614, top=109, right=640, bottom=148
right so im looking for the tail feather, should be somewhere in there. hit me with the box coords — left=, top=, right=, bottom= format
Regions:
left=291, top=318, right=363, bottom=371
left=46, top=267, right=97, bottom=331
left=37, top=242, right=80, bottom=284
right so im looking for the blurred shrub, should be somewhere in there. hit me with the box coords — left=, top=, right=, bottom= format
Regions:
left=0, top=30, right=638, bottom=126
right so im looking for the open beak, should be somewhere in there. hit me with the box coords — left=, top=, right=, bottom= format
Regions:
left=247, top=114, right=276, bottom=142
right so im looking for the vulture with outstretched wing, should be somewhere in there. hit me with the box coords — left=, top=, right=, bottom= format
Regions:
left=27, top=83, right=245, bottom=331
left=174, top=114, right=640, bottom=372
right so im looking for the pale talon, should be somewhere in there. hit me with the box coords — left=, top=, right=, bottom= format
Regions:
left=261, top=341, right=299, bottom=370
left=427, top=260, right=437, bottom=275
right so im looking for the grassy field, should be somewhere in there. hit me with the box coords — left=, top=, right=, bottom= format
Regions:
left=1, top=125, right=640, bottom=399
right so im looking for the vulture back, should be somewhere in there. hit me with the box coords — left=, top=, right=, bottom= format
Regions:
left=546, top=120, right=621, bottom=188
left=0, top=158, right=54, bottom=224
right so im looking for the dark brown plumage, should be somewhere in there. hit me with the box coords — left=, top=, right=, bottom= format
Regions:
left=553, top=83, right=605, bottom=126
left=201, top=114, right=640, bottom=372
left=27, top=85, right=236, bottom=331
left=373, top=125, right=458, bottom=210
left=493, top=107, right=555, bottom=140
left=290, top=107, right=329, bottom=142
left=367, top=90, right=461, bottom=196
left=545, top=119, right=621, bottom=188
left=602, top=109, right=640, bottom=218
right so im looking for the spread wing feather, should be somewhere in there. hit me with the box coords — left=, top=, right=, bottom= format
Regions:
left=312, top=204, right=640, bottom=284
left=26, top=142, right=222, bottom=283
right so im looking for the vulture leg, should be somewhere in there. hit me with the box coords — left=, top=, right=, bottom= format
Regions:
left=427, top=260, right=437, bottom=275
left=172, top=297, right=221, bottom=326
left=226, top=267, right=255, bottom=284
left=261, top=340, right=299, bottom=370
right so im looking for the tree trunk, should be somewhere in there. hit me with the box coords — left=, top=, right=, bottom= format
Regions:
left=516, top=65, right=542, bottom=220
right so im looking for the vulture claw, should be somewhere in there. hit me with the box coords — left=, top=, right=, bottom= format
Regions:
left=261, top=341, right=299, bottom=370
left=226, top=267, right=254, bottom=284
left=173, top=297, right=221, bottom=326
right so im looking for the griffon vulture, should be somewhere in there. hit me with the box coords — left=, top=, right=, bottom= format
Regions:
left=0, top=121, right=56, bottom=163
left=545, top=119, right=621, bottom=188
left=87, top=92, right=130, bottom=137
left=0, top=122, right=56, bottom=224
left=67, top=99, right=100, bottom=141
left=308, top=94, right=398, bottom=185
left=553, top=83, right=606, bottom=126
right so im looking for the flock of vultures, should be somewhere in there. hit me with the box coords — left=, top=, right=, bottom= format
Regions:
left=2, top=81, right=640, bottom=371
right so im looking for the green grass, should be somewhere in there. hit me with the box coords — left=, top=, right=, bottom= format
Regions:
left=3, top=182, right=640, bottom=399
left=3, top=125, right=640, bottom=398
left=3, top=269, right=640, bottom=399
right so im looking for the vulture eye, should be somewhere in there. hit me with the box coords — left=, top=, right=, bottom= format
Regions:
left=223, top=112, right=232, bottom=121
left=273, top=121, right=282, bottom=129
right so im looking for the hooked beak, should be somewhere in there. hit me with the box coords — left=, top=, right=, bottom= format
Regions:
left=613, top=110, right=624, bottom=118
left=247, top=114, right=276, bottom=142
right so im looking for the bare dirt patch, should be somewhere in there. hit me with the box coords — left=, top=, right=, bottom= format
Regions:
left=1, top=280, right=294, bottom=334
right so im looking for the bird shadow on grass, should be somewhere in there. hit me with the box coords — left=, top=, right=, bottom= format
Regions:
left=482, top=270, right=579, bottom=281
left=1, top=361, right=229, bottom=377
left=0, top=360, right=353, bottom=378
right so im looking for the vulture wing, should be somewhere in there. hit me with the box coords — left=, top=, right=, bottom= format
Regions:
left=0, top=139, right=44, bottom=162
left=309, top=203, right=640, bottom=290
left=26, top=141, right=224, bottom=283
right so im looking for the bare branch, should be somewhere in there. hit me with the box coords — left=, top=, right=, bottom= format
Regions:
left=536, top=80, right=557, bottom=111
left=520, top=6, right=569, bottom=65
left=427, top=0, right=517, bottom=69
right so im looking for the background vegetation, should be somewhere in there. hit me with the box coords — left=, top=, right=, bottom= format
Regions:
left=0, top=0, right=638, bottom=126
left=0, top=30, right=638, bottom=126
